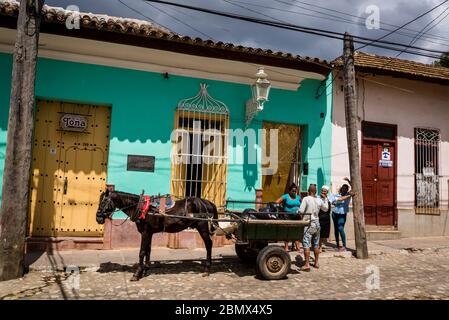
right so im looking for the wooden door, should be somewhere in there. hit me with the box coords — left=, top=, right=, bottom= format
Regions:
left=361, top=141, right=395, bottom=225
left=262, top=122, right=301, bottom=203
left=28, top=100, right=110, bottom=237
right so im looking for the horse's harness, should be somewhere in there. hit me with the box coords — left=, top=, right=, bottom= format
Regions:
left=100, top=192, right=174, bottom=223
left=100, top=192, right=222, bottom=235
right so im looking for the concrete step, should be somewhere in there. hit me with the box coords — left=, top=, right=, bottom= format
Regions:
left=26, top=237, right=104, bottom=251
left=366, top=230, right=401, bottom=241
left=366, top=225, right=396, bottom=231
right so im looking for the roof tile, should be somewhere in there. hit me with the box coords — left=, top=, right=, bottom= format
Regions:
left=334, top=51, right=449, bottom=82
left=0, top=0, right=330, bottom=71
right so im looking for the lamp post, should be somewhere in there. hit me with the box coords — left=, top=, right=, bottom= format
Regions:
left=246, top=67, right=271, bottom=127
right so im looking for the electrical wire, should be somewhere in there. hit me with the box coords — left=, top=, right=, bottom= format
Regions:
left=144, top=0, right=448, bottom=58
left=395, top=6, right=449, bottom=59
left=222, top=0, right=444, bottom=89
left=142, top=0, right=217, bottom=40
left=222, top=0, right=448, bottom=57
left=117, top=0, right=172, bottom=32
left=316, top=2, right=449, bottom=98
left=220, top=0, right=446, bottom=59
left=142, top=0, right=446, bottom=99
left=275, top=0, right=449, bottom=43
left=117, top=0, right=446, bottom=99
left=228, top=0, right=449, bottom=49
left=377, top=6, right=449, bottom=72
left=215, top=0, right=449, bottom=98
left=355, top=0, right=449, bottom=50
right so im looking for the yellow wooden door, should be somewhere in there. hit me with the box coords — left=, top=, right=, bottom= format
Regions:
left=262, top=122, right=301, bottom=203
left=29, top=100, right=110, bottom=237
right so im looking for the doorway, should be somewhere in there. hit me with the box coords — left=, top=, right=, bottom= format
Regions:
left=262, top=122, right=301, bottom=203
left=361, top=122, right=396, bottom=226
left=28, top=99, right=111, bottom=237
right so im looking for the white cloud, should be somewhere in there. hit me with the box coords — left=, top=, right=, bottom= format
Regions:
left=47, top=0, right=449, bottom=63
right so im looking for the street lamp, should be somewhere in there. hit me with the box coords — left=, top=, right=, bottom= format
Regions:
left=246, top=67, right=271, bottom=127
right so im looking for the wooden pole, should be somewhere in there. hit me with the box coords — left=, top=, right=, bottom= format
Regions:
left=342, top=32, right=369, bottom=259
left=0, top=0, right=45, bottom=281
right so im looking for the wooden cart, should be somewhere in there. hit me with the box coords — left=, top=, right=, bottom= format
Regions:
left=232, top=217, right=310, bottom=280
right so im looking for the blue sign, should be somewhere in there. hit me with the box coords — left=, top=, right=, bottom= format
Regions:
left=382, top=149, right=391, bottom=161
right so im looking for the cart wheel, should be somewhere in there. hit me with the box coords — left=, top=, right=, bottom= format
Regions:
left=235, top=243, right=257, bottom=262
left=256, top=246, right=291, bottom=280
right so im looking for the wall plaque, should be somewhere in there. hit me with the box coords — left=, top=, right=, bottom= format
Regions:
left=60, top=114, right=88, bottom=132
left=127, top=155, right=155, bottom=172
left=379, top=160, right=393, bottom=168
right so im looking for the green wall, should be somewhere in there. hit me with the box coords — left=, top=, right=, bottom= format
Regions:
left=0, top=52, right=332, bottom=214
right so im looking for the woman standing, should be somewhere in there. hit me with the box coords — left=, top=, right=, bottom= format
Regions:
left=318, top=185, right=332, bottom=252
left=275, top=183, right=301, bottom=251
left=330, top=178, right=355, bottom=252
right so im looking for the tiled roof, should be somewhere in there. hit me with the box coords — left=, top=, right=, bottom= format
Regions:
left=334, top=51, right=449, bottom=83
left=0, top=0, right=330, bottom=73
left=0, top=0, right=173, bottom=37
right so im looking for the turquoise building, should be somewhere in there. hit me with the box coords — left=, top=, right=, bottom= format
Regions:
left=0, top=2, right=332, bottom=246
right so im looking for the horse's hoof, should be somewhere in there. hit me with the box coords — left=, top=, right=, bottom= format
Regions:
left=130, top=275, right=141, bottom=281
left=202, top=272, right=210, bottom=277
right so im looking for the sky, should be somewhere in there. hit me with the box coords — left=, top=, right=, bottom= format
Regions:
left=44, top=0, right=449, bottom=64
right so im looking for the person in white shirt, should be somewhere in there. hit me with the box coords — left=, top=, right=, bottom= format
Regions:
left=298, top=184, right=329, bottom=271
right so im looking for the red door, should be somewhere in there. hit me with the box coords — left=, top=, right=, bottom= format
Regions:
left=361, top=141, right=395, bottom=225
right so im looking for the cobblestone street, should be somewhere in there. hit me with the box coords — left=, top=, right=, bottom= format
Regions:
left=1, top=241, right=449, bottom=300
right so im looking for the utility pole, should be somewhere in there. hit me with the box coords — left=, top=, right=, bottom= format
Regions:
left=342, top=32, right=368, bottom=259
left=0, top=0, right=45, bottom=281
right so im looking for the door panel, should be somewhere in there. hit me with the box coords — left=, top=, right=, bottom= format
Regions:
left=361, top=138, right=395, bottom=226
left=262, top=122, right=301, bottom=203
left=29, top=100, right=110, bottom=237
left=364, top=206, right=377, bottom=226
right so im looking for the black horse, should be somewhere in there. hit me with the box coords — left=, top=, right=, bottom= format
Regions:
left=96, top=190, right=218, bottom=281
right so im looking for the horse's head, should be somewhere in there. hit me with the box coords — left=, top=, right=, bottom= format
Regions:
left=96, top=189, right=116, bottom=224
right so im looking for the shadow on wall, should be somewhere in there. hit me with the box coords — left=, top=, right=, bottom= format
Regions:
left=254, top=79, right=331, bottom=193
left=317, top=168, right=325, bottom=190
left=29, top=57, right=256, bottom=201
left=243, top=134, right=258, bottom=192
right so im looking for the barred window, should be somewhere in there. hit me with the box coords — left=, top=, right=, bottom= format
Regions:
left=415, top=128, right=441, bottom=215
left=171, top=84, right=229, bottom=207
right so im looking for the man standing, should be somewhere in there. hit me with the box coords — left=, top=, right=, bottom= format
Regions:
left=298, top=184, right=329, bottom=271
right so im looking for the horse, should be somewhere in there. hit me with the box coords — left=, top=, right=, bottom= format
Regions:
left=95, top=190, right=218, bottom=281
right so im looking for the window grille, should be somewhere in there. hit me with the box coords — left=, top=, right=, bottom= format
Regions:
left=171, top=84, right=229, bottom=207
left=415, top=128, right=441, bottom=215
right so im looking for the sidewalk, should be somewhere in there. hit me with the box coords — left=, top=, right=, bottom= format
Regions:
left=25, top=236, right=449, bottom=271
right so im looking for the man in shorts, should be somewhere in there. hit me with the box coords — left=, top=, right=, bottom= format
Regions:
left=298, top=184, right=329, bottom=271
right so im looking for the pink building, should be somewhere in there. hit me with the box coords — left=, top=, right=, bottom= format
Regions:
left=332, top=52, right=449, bottom=240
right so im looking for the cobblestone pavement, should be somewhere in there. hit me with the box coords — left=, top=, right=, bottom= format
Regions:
left=1, top=247, right=449, bottom=300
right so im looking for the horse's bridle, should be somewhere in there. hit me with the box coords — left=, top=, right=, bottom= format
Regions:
left=97, top=196, right=132, bottom=220
left=97, top=194, right=148, bottom=224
